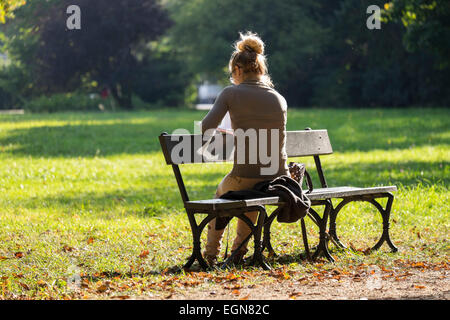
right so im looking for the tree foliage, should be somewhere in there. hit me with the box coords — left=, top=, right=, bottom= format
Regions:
left=2, top=0, right=173, bottom=109
left=0, top=0, right=27, bottom=23
left=38, top=0, right=172, bottom=109
left=384, top=0, right=450, bottom=68
left=167, top=0, right=450, bottom=107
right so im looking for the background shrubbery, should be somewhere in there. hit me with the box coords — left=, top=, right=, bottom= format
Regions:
left=23, top=93, right=105, bottom=113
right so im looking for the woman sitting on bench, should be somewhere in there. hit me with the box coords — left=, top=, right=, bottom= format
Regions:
left=201, top=31, right=290, bottom=266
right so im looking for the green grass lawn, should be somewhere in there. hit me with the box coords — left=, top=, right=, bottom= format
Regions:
left=0, top=108, right=448, bottom=299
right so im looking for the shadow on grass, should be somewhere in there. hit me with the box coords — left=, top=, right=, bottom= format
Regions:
left=287, top=108, right=450, bottom=153
left=308, top=160, right=449, bottom=187
left=77, top=247, right=342, bottom=277
left=15, top=171, right=225, bottom=216
left=1, top=122, right=179, bottom=157
left=17, top=187, right=189, bottom=217
left=11, top=159, right=447, bottom=218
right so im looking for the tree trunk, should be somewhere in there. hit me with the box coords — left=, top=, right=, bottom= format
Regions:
left=110, top=84, right=133, bottom=110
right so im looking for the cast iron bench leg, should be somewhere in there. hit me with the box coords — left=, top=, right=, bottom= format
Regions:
left=261, top=208, right=280, bottom=257
left=249, top=206, right=271, bottom=270
left=329, top=199, right=349, bottom=249
left=328, top=193, right=398, bottom=253
left=370, top=194, right=398, bottom=252
left=311, top=200, right=335, bottom=263
left=262, top=207, right=318, bottom=261
left=184, top=210, right=211, bottom=270
left=301, top=218, right=311, bottom=261
left=221, top=206, right=271, bottom=270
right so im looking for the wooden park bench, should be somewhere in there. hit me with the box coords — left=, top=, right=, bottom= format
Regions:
left=159, top=129, right=398, bottom=270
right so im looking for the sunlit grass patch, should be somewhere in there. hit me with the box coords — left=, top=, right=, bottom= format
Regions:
left=0, top=107, right=448, bottom=299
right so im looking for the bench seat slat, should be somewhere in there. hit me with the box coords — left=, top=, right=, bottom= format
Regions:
left=307, top=186, right=397, bottom=200
left=185, top=197, right=282, bottom=211
left=185, top=186, right=397, bottom=210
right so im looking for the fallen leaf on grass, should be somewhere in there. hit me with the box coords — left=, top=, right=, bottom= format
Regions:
left=180, top=280, right=201, bottom=287
left=411, top=262, right=425, bottom=268
left=97, top=284, right=109, bottom=293
left=37, top=280, right=47, bottom=288
left=289, top=292, right=302, bottom=299
left=269, top=270, right=291, bottom=280
left=349, top=242, right=358, bottom=251
left=14, top=252, right=24, bottom=259
left=414, top=285, right=426, bottom=289
left=330, top=269, right=341, bottom=275
left=190, top=272, right=213, bottom=280
left=352, top=274, right=362, bottom=282
left=81, top=279, right=90, bottom=288
left=164, top=293, right=173, bottom=299
left=349, top=243, right=371, bottom=255
left=96, top=281, right=111, bottom=293
left=19, top=282, right=30, bottom=290
left=380, top=266, right=392, bottom=273
left=139, top=250, right=149, bottom=258
left=214, top=273, right=239, bottom=283
left=87, top=237, right=94, bottom=245
left=239, top=294, right=250, bottom=300
left=62, top=245, right=75, bottom=253
left=226, top=273, right=239, bottom=281
left=224, top=284, right=242, bottom=290
left=0, top=256, right=8, bottom=261
left=231, top=289, right=241, bottom=296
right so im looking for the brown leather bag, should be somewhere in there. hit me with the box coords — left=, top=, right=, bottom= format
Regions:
left=288, top=162, right=313, bottom=194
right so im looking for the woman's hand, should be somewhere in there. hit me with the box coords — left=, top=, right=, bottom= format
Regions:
left=216, top=127, right=234, bottom=135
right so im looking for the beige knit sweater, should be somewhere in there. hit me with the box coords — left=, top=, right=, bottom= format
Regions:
left=201, top=79, right=289, bottom=179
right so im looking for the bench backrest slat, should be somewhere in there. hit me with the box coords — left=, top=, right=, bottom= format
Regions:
left=286, top=130, right=333, bottom=157
left=159, top=129, right=332, bottom=165
left=159, top=133, right=234, bottom=165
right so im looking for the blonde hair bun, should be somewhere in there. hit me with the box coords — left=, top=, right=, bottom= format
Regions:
left=236, top=31, right=264, bottom=55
